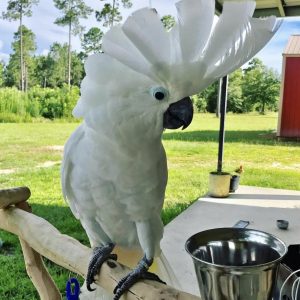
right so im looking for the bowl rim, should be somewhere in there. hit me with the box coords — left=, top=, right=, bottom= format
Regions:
left=185, top=227, right=288, bottom=269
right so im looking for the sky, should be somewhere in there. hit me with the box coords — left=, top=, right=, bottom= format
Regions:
left=0, top=0, right=300, bottom=74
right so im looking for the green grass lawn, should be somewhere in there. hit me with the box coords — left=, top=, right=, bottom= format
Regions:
left=0, top=113, right=299, bottom=299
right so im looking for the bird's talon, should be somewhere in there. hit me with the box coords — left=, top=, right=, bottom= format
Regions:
left=86, top=243, right=115, bottom=292
left=87, top=284, right=96, bottom=292
left=142, top=271, right=166, bottom=284
left=113, top=256, right=165, bottom=300
left=109, top=253, right=118, bottom=261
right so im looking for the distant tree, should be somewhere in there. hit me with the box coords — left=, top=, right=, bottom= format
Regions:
left=244, top=57, right=264, bottom=73
left=53, top=0, right=92, bottom=88
left=204, top=82, right=219, bottom=113
left=243, top=58, right=280, bottom=114
left=36, top=43, right=84, bottom=88
left=95, top=0, right=132, bottom=28
left=70, top=53, right=84, bottom=86
left=48, top=42, right=68, bottom=87
left=0, top=61, right=4, bottom=87
left=34, top=55, right=54, bottom=87
left=194, top=69, right=245, bottom=113
left=161, top=15, right=175, bottom=31
left=193, top=81, right=217, bottom=113
left=5, top=25, right=36, bottom=89
left=81, top=27, right=103, bottom=56
left=2, top=0, right=39, bottom=91
left=227, top=69, right=244, bottom=113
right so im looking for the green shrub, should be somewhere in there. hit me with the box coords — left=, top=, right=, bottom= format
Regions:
left=0, top=112, right=32, bottom=123
left=193, top=95, right=207, bottom=113
left=0, top=88, right=35, bottom=117
left=0, top=86, right=80, bottom=121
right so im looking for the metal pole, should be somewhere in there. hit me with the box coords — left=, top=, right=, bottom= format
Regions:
left=149, top=0, right=152, bottom=8
left=216, top=78, right=222, bottom=118
left=217, top=75, right=228, bottom=173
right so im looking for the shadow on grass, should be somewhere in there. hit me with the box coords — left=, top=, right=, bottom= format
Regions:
left=163, top=130, right=299, bottom=146
left=1, top=201, right=196, bottom=246
left=0, top=203, right=88, bottom=299
left=30, top=203, right=90, bottom=246
left=32, top=201, right=194, bottom=233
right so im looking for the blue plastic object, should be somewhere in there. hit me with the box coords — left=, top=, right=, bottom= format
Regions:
left=66, top=278, right=80, bottom=300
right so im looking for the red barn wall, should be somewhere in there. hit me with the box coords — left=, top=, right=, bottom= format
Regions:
left=279, top=56, right=300, bottom=138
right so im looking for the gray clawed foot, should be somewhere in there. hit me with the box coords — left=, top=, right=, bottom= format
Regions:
left=113, top=256, right=166, bottom=300
left=86, top=243, right=116, bottom=291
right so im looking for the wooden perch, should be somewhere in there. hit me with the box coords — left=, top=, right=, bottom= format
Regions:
left=0, top=187, right=61, bottom=300
left=0, top=188, right=200, bottom=300
left=0, top=186, right=31, bottom=208
left=16, top=201, right=62, bottom=300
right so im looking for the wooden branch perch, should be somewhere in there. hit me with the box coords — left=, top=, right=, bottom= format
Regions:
left=0, top=186, right=31, bottom=208
left=0, top=187, right=61, bottom=300
left=0, top=187, right=200, bottom=300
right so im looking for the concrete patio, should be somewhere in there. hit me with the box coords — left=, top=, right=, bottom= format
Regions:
left=161, top=185, right=300, bottom=296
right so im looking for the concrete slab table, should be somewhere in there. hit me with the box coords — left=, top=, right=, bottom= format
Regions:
left=161, top=185, right=300, bottom=296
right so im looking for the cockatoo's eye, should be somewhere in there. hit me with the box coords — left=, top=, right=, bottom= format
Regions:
left=150, top=87, right=169, bottom=101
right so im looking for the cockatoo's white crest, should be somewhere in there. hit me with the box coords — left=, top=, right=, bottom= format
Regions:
left=74, top=0, right=280, bottom=118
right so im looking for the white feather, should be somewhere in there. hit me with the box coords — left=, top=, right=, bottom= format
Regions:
left=203, top=1, right=256, bottom=66
left=123, top=8, right=171, bottom=67
left=176, top=0, right=215, bottom=62
left=206, top=10, right=279, bottom=82
left=102, top=26, right=155, bottom=80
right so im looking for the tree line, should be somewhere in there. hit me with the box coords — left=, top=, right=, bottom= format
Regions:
left=0, top=0, right=280, bottom=121
left=194, top=58, right=281, bottom=115
left=0, top=0, right=135, bottom=91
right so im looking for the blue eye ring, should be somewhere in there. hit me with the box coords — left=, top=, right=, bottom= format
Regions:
left=150, top=87, right=169, bottom=101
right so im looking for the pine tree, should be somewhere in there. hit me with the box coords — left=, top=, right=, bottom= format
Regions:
left=53, top=0, right=92, bottom=88
left=2, top=0, right=39, bottom=91
left=81, top=27, right=103, bottom=55
left=5, top=25, right=36, bottom=89
left=95, top=0, right=132, bottom=28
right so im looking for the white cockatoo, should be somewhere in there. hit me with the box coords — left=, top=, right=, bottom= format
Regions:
left=62, top=0, right=280, bottom=299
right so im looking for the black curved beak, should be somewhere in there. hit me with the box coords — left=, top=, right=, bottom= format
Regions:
left=163, top=97, right=193, bottom=130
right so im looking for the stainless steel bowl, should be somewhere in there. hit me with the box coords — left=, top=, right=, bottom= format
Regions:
left=186, top=228, right=287, bottom=300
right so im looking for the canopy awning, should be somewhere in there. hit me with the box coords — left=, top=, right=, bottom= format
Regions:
left=215, top=0, right=300, bottom=17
